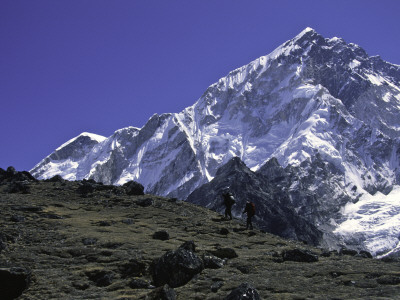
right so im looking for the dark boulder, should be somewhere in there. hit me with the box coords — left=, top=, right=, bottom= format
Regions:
left=6, top=166, right=18, bottom=176
left=10, top=215, right=25, bottom=222
left=179, top=240, right=196, bottom=252
left=77, top=182, right=95, bottom=196
left=14, top=205, right=42, bottom=212
left=147, top=284, right=176, bottom=300
left=282, top=248, right=319, bottom=263
left=0, top=267, right=31, bottom=300
left=357, top=250, right=373, bottom=259
left=153, top=230, right=170, bottom=241
left=6, top=182, right=31, bottom=194
left=152, top=242, right=204, bottom=288
left=82, top=238, right=98, bottom=246
left=219, top=228, right=230, bottom=235
left=136, top=198, right=153, bottom=207
left=377, top=275, right=400, bottom=285
left=129, top=278, right=149, bottom=289
left=210, top=247, right=238, bottom=259
left=119, top=259, right=147, bottom=278
left=122, top=218, right=134, bottom=225
left=211, top=281, right=224, bottom=292
left=0, top=234, right=6, bottom=252
left=72, top=281, right=90, bottom=290
left=202, top=253, right=225, bottom=269
left=44, top=175, right=65, bottom=183
left=236, top=265, right=251, bottom=274
left=225, top=283, right=261, bottom=300
left=340, top=248, right=358, bottom=256
left=123, top=180, right=145, bottom=195
left=85, top=270, right=114, bottom=287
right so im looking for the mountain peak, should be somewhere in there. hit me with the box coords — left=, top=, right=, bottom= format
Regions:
left=293, top=27, right=319, bottom=41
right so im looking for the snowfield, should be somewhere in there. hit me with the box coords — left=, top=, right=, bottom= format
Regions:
left=334, top=186, right=400, bottom=257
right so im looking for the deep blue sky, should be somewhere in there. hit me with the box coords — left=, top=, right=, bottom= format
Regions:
left=1, top=0, right=399, bottom=171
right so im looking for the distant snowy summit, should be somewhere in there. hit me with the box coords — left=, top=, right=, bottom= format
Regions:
left=31, top=28, right=400, bottom=257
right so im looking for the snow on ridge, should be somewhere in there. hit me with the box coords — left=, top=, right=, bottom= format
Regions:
left=56, top=132, right=106, bottom=151
left=207, top=28, right=319, bottom=94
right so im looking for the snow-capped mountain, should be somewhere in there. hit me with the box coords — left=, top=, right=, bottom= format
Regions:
left=31, top=28, right=400, bottom=256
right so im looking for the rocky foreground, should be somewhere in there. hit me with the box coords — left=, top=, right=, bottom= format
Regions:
left=1, top=168, right=400, bottom=299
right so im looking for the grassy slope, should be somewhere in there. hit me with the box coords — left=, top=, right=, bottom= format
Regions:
left=1, top=181, right=400, bottom=299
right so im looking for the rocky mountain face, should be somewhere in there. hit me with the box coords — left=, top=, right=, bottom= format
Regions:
left=30, top=28, right=400, bottom=256
left=1, top=170, right=400, bottom=299
left=186, top=157, right=323, bottom=246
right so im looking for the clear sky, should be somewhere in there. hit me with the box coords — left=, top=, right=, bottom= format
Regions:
left=1, top=0, right=399, bottom=171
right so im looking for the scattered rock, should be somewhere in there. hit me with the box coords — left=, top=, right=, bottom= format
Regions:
left=147, top=284, right=176, bottom=300
left=281, top=248, right=319, bottom=263
left=211, top=281, right=224, bottom=292
left=0, top=234, right=7, bottom=252
left=0, top=167, right=37, bottom=184
left=219, top=228, right=230, bottom=235
left=44, top=175, right=65, bottom=183
left=98, top=220, right=112, bottom=226
left=236, top=265, right=251, bottom=274
left=41, top=213, right=63, bottom=219
left=210, top=247, right=238, bottom=259
left=340, top=248, right=358, bottom=256
left=225, top=282, right=261, bottom=300
left=6, top=182, right=31, bottom=194
left=72, top=281, right=90, bottom=290
left=122, top=218, right=134, bottom=225
left=377, top=275, right=400, bottom=285
left=119, top=259, right=147, bottom=278
left=129, top=278, right=149, bottom=289
left=179, top=241, right=196, bottom=252
left=136, top=198, right=153, bottom=207
left=102, top=242, right=123, bottom=249
left=152, top=242, right=204, bottom=288
left=77, top=182, right=94, bottom=196
left=321, top=250, right=335, bottom=257
left=123, top=181, right=145, bottom=196
left=153, top=230, right=170, bottom=241
left=357, top=250, right=373, bottom=259
left=82, top=238, right=98, bottom=246
left=0, top=267, right=31, bottom=300
left=202, top=253, right=225, bottom=269
left=85, top=270, right=114, bottom=287
left=10, top=215, right=25, bottom=222
left=13, top=205, right=42, bottom=212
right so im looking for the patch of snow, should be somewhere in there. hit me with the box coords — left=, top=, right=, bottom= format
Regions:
left=334, top=186, right=400, bottom=256
left=365, top=73, right=385, bottom=86
left=349, top=59, right=361, bottom=69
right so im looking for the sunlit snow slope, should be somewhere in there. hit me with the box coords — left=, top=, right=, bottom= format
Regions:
left=334, top=186, right=400, bottom=258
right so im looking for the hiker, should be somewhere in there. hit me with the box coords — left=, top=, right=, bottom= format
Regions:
left=243, top=201, right=255, bottom=230
left=222, top=191, right=235, bottom=220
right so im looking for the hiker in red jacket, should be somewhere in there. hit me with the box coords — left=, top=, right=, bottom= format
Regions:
left=243, top=201, right=255, bottom=230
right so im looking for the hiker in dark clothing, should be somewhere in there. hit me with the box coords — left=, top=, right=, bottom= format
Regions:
left=222, top=192, right=235, bottom=220
left=243, top=201, right=255, bottom=230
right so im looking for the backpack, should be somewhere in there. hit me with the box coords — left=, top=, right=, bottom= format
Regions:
left=248, top=202, right=256, bottom=216
left=223, top=193, right=235, bottom=206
